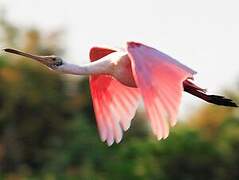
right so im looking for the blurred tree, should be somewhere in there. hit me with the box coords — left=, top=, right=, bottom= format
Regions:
left=189, top=88, right=239, bottom=139
left=0, top=10, right=18, bottom=47
left=0, top=9, right=80, bottom=177
left=0, top=7, right=239, bottom=180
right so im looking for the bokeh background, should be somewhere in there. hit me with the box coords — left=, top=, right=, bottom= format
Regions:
left=0, top=0, right=239, bottom=179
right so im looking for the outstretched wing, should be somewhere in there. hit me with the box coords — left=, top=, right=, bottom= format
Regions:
left=89, top=47, right=140, bottom=146
left=127, top=42, right=196, bottom=140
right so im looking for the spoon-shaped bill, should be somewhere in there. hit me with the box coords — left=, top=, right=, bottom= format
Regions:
left=2, top=48, right=44, bottom=62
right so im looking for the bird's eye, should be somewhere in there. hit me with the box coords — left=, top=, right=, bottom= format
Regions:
left=57, top=61, right=63, bottom=66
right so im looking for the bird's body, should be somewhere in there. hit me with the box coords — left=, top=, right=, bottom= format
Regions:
left=58, top=50, right=137, bottom=87
left=3, top=41, right=238, bottom=146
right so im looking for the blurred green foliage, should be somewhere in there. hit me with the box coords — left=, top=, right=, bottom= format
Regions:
left=0, top=10, right=239, bottom=180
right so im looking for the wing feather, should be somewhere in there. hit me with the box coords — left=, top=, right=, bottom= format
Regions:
left=127, top=42, right=196, bottom=139
left=89, top=47, right=140, bottom=145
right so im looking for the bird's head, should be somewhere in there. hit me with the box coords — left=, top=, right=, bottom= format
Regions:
left=2, top=48, right=64, bottom=70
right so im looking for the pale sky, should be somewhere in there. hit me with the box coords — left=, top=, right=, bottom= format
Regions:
left=1, top=0, right=239, bottom=117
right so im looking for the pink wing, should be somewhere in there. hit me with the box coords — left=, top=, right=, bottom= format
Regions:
left=127, top=42, right=196, bottom=140
left=89, top=47, right=140, bottom=146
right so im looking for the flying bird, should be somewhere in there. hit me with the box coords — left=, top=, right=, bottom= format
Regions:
left=2, top=42, right=238, bottom=146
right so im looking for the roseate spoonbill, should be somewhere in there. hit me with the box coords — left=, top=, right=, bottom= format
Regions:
left=2, top=42, right=238, bottom=146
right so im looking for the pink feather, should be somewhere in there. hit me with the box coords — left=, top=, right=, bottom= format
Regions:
left=89, top=47, right=140, bottom=146
left=90, top=43, right=196, bottom=145
left=127, top=42, right=195, bottom=139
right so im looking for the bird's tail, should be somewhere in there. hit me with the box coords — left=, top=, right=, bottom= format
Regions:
left=183, top=80, right=238, bottom=107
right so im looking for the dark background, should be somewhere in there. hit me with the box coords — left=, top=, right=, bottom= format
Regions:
left=0, top=10, right=239, bottom=180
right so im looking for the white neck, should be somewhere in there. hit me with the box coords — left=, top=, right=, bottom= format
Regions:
left=56, top=59, right=114, bottom=76
left=56, top=63, right=89, bottom=75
